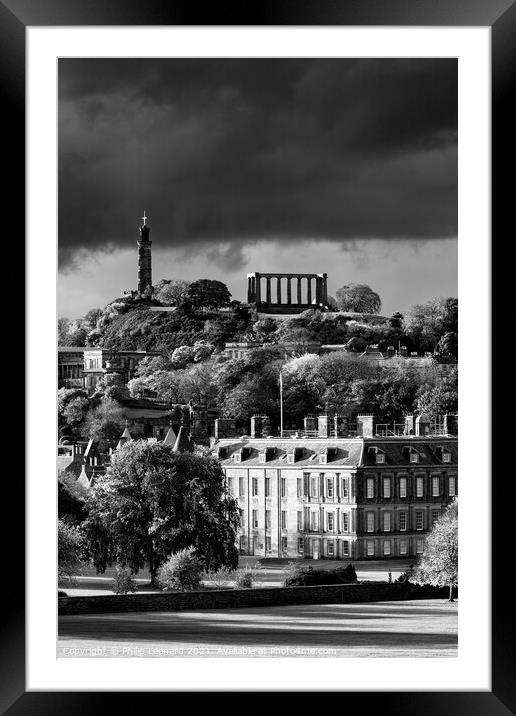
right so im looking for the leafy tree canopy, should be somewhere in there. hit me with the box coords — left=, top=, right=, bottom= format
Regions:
left=335, top=284, right=382, bottom=313
left=82, top=442, right=239, bottom=583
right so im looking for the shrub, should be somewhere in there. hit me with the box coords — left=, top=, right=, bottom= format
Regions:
left=58, top=519, right=85, bottom=587
left=157, top=548, right=203, bottom=592
left=112, top=566, right=138, bottom=594
left=203, top=566, right=235, bottom=590
left=235, top=565, right=259, bottom=589
left=284, top=564, right=357, bottom=587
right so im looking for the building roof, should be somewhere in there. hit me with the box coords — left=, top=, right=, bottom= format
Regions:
left=214, top=436, right=457, bottom=469
left=58, top=346, right=86, bottom=353
left=173, top=426, right=194, bottom=453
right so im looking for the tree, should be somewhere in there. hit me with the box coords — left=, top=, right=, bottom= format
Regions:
left=412, top=499, right=458, bottom=601
left=404, top=297, right=458, bottom=352
left=58, top=519, right=85, bottom=586
left=192, top=340, right=214, bottom=362
left=416, top=367, right=458, bottom=418
left=170, top=345, right=195, bottom=368
left=335, top=284, right=382, bottom=314
left=80, top=396, right=126, bottom=451
left=434, top=331, right=458, bottom=360
left=82, top=442, right=239, bottom=585
left=58, top=473, right=89, bottom=523
left=153, top=279, right=192, bottom=307
left=185, top=279, right=232, bottom=310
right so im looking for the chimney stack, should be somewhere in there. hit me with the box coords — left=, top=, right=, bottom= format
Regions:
left=214, top=418, right=237, bottom=440
left=387, top=345, right=395, bottom=358
left=356, top=414, right=374, bottom=437
left=404, top=414, right=415, bottom=435
left=250, top=414, right=271, bottom=438
left=334, top=414, right=349, bottom=438
left=415, top=414, right=431, bottom=436
left=318, top=414, right=329, bottom=438
left=304, top=415, right=317, bottom=433
left=443, top=414, right=458, bottom=436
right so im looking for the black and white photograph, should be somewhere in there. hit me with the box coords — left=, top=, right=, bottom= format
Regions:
left=56, top=56, right=461, bottom=660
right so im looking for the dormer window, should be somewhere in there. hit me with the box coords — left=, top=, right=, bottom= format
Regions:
left=376, top=452, right=385, bottom=464
left=258, top=447, right=274, bottom=464
left=287, top=447, right=303, bottom=464
left=319, top=452, right=327, bottom=464
left=403, top=446, right=420, bottom=463
left=233, top=447, right=250, bottom=463
left=443, top=452, right=451, bottom=463
left=216, top=446, right=227, bottom=460
left=410, top=452, right=419, bottom=464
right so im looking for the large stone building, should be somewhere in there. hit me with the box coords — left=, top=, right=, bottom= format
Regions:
left=83, top=349, right=160, bottom=392
left=211, top=414, right=458, bottom=561
left=58, top=347, right=85, bottom=388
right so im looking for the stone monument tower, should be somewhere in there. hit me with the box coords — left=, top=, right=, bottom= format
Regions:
left=137, top=211, right=152, bottom=294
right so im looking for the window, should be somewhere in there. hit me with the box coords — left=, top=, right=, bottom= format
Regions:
left=297, top=511, right=303, bottom=530
left=383, top=540, right=391, bottom=556
left=416, top=510, right=424, bottom=531
left=383, top=512, right=391, bottom=532
left=311, top=511, right=319, bottom=531
left=366, top=478, right=374, bottom=499
left=311, top=477, right=318, bottom=498
left=399, top=539, right=408, bottom=555
left=366, top=540, right=375, bottom=556
left=297, top=478, right=303, bottom=498
left=366, top=512, right=375, bottom=533
left=239, top=509, right=245, bottom=528
left=416, top=477, right=424, bottom=497
left=281, top=478, right=286, bottom=498
left=342, top=540, right=350, bottom=557
left=259, top=452, right=266, bottom=464
left=399, top=477, right=407, bottom=498
left=416, top=538, right=425, bottom=554
left=327, top=541, right=335, bottom=556
left=265, top=536, right=271, bottom=552
left=432, top=476, right=440, bottom=497
left=342, top=512, right=349, bottom=532
left=327, top=512, right=334, bottom=531
left=432, top=510, right=440, bottom=527
left=239, top=535, right=246, bottom=550
left=449, top=476, right=456, bottom=496
left=252, top=478, right=258, bottom=496
left=383, top=478, right=391, bottom=498
left=297, top=537, right=304, bottom=553
left=327, top=478, right=334, bottom=498
left=265, top=477, right=271, bottom=497
left=341, top=477, right=349, bottom=498
left=443, top=451, right=451, bottom=463
left=252, top=509, right=258, bottom=528
left=399, top=511, right=407, bottom=531
left=265, top=510, right=271, bottom=529
left=281, top=511, right=287, bottom=529
left=376, top=452, right=385, bottom=464
left=281, top=536, right=288, bottom=552
left=227, top=477, right=233, bottom=494
left=410, top=452, right=419, bottom=463
left=239, top=477, right=245, bottom=497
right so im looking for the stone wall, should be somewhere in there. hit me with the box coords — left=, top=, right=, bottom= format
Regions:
left=58, top=581, right=444, bottom=616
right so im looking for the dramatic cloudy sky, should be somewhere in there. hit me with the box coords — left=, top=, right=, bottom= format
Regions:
left=58, top=58, right=457, bottom=317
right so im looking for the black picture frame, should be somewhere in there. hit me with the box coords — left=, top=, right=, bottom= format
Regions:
left=6, top=0, right=512, bottom=710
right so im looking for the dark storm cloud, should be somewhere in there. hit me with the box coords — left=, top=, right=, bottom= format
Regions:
left=58, top=58, right=457, bottom=268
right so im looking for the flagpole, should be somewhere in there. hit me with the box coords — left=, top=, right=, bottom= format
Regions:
left=280, top=370, right=284, bottom=438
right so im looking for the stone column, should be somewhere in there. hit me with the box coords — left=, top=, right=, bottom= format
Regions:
left=307, top=277, right=312, bottom=305
left=286, top=277, right=292, bottom=305
left=315, top=276, right=321, bottom=304
left=247, top=276, right=253, bottom=303
left=266, top=277, right=272, bottom=304
left=250, top=276, right=255, bottom=302
left=322, top=274, right=328, bottom=304
left=276, top=276, right=282, bottom=305
left=255, top=273, right=261, bottom=303
left=297, top=277, right=302, bottom=305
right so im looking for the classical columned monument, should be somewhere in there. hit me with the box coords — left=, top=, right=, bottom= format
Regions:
left=247, top=272, right=328, bottom=314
